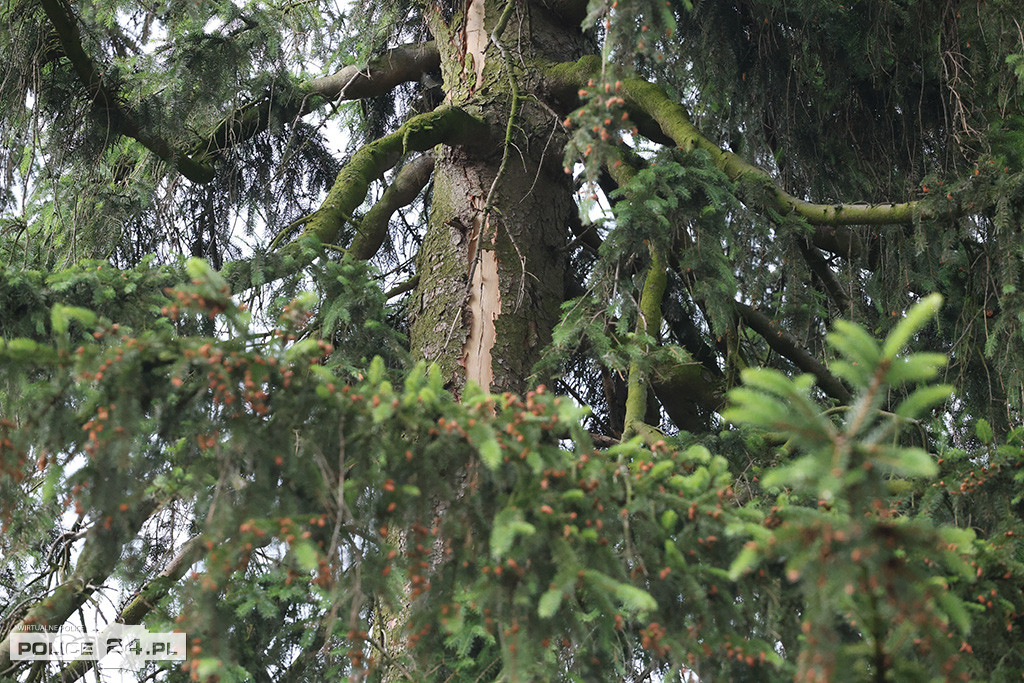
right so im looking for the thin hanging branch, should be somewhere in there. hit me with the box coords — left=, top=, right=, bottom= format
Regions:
left=39, top=0, right=215, bottom=183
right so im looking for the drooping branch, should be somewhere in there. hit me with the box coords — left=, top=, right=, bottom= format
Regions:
left=348, top=153, right=435, bottom=261
left=0, top=499, right=159, bottom=675
left=198, top=42, right=441, bottom=158
left=222, top=106, right=489, bottom=289
left=798, top=240, right=852, bottom=312
left=545, top=57, right=927, bottom=227
left=735, top=302, right=852, bottom=404
left=39, top=0, right=215, bottom=183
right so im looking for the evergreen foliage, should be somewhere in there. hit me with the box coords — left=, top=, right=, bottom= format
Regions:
left=3, top=0, right=1024, bottom=681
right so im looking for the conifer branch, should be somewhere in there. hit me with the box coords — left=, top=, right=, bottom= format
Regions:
left=38, top=0, right=215, bottom=183
left=545, top=57, right=927, bottom=227
left=735, top=302, right=852, bottom=403
left=198, top=42, right=441, bottom=157
left=349, top=152, right=435, bottom=260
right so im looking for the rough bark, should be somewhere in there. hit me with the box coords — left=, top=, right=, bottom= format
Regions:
left=408, top=0, right=583, bottom=396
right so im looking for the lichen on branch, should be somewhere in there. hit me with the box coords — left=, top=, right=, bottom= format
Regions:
left=223, top=106, right=487, bottom=290
left=547, top=56, right=926, bottom=227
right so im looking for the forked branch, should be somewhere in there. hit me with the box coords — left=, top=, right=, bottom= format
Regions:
left=53, top=536, right=205, bottom=683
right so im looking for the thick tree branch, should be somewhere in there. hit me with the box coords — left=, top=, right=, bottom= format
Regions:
left=39, top=0, right=214, bottom=183
left=621, top=77, right=924, bottom=226
left=0, top=499, right=159, bottom=676
left=545, top=57, right=927, bottom=227
left=306, top=42, right=440, bottom=101
left=55, top=536, right=204, bottom=682
left=623, top=247, right=668, bottom=440
left=198, top=42, right=441, bottom=157
left=735, top=302, right=852, bottom=403
left=222, top=106, right=489, bottom=289
left=349, top=153, right=435, bottom=260
left=305, top=106, right=486, bottom=249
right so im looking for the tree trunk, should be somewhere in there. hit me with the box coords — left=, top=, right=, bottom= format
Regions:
left=409, top=0, right=585, bottom=396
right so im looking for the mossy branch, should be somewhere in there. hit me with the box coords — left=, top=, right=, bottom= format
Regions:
left=546, top=56, right=926, bottom=227
left=197, top=42, right=440, bottom=158
left=222, top=106, right=488, bottom=289
left=53, top=536, right=204, bottom=682
left=623, top=246, right=668, bottom=441
left=349, top=153, right=436, bottom=260
left=603, top=148, right=725, bottom=432
left=305, top=106, right=487, bottom=246
left=39, top=0, right=214, bottom=183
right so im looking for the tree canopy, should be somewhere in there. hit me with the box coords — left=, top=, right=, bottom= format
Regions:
left=3, top=0, right=1024, bottom=681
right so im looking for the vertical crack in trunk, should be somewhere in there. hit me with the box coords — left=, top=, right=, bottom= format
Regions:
left=411, top=0, right=580, bottom=396
left=465, top=0, right=487, bottom=89
left=459, top=0, right=496, bottom=391
left=463, top=211, right=502, bottom=391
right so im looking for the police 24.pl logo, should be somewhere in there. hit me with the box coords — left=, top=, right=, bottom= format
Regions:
left=11, top=624, right=185, bottom=671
